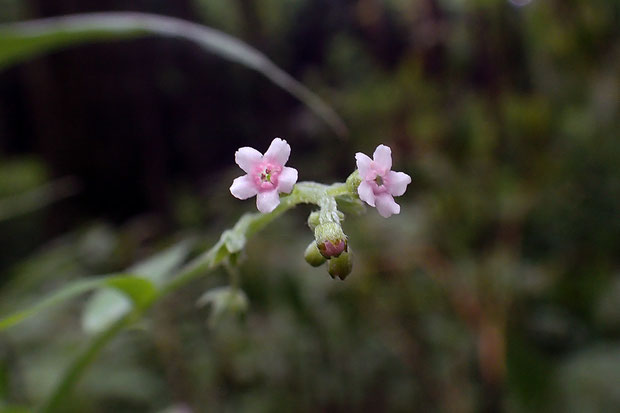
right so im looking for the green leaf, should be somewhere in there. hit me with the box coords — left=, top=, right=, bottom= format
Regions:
left=0, top=275, right=155, bottom=332
left=0, top=278, right=103, bottom=331
left=128, top=241, right=191, bottom=287
left=82, top=243, right=189, bottom=334
left=197, top=286, right=248, bottom=326
left=0, top=177, right=80, bottom=222
left=80, top=278, right=156, bottom=334
left=0, top=12, right=347, bottom=137
left=221, top=229, right=246, bottom=254
left=82, top=276, right=157, bottom=334
left=104, top=275, right=157, bottom=307
left=81, top=288, right=132, bottom=335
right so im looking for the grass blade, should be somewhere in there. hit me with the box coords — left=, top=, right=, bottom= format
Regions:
left=0, top=12, right=347, bottom=137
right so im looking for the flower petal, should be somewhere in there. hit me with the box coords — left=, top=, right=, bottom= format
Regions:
left=375, top=193, right=400, bottom=218
left=263, top=138, right=290, bottom=166
left=235, top=147, right=263, bottom=173
left=355, top=152, right=372, bottom=179
left=357, top=181, right=376, bottom=207
left=277, top=166, right=298, bottom=194
left=256, top=190, right=280, bottom=213
left=230, top=175, right=257, bottom=200
left=373, top=144, right=392, bottom=171
left=387, top=171, right=411, bottom=197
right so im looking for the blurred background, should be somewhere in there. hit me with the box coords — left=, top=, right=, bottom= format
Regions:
left=0, top=0, right=619, bottom=412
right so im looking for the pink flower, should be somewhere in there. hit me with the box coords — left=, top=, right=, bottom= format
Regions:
left=355, top=144, right=411, bottom=218
left=230, top=138, right=298, bottom=213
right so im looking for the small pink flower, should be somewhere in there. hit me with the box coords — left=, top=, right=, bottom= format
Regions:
left=355, top=144, right=411, bottom=218
left=230, top=138, right=298, bottom=213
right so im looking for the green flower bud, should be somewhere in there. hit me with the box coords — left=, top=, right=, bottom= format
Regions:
left=304, top=241, right=327, bottom=267
left=328, top=250, right=353, bottom=280
left=307, top=211, right=320, bottom=230
left=314, top=222, right=347, bottom=258
left=346, top=169, right=362, bottom=194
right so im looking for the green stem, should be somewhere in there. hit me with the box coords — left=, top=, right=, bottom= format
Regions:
left=159, top=182, right=347, bottom=294
left=42, top=181, right=352, bottom=409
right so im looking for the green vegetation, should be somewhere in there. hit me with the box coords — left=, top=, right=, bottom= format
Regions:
left=0, top=0, right=618, bottom=411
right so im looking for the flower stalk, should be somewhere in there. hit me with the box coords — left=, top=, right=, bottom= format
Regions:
left=39, top=141, right=412, bottom=410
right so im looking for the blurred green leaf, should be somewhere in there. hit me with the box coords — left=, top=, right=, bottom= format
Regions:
left=0, top=275, right=155, bottom=332
left=104, top=275, right=156, bottom=307
left=128, top=241, right=192, bottom=287
left=197, top=286, right=248, bottom=326
left=82, top=243, right=189, bottom=334
left=82, top=277, right=156, bottom=334
left=0, top=278, right=104, bottom=331
left=0, top=157, right=47, bottom=197
left=0, top=177, right=80, bottom=222
left=81, top=289, right=132, bottom=335
left=0, top=12, right=347, bottom=137
left=221, top=229, right=246, bottom=254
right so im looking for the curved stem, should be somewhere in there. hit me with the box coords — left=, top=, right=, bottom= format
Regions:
left=159, top=182, right=346, bottom=294
left=42, top=181, right=351, bottom=409
left=0, top=13, right=347, bottom=137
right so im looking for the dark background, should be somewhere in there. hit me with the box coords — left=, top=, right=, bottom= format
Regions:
left=0, top=0, right=619, bottom=412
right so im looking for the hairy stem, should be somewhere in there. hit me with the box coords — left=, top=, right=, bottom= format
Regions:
left=42, top=181, right=350, bottom=409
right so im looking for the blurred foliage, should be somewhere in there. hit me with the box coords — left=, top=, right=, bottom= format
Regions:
left=1, top=0, right=619, bottom=412
left=0, top=12, right=346, bottom=136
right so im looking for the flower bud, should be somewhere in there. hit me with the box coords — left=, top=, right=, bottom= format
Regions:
left=328, top=250, right=353, bottom=280
left=314, top=222, right=347, bottom=258
left=318, top=239, right=347, bottom=258
left=346, top=169, right=362, bottom=193
left=307, top=211, right=320, bottom=230
left=304, top=241, right=327, bottom=267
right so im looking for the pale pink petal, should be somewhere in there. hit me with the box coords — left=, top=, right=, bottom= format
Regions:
left=230, top=175, right=258, bottom=200
left=256, top=190, right=280, bottom=213
left=373, top=144, right=392, bottom=171
left=235, top=147, right=263, bottom=173
left=357, top=181, right=376, bottom=207
left=355, top=152, right=372, bottom=178
left=387, top=171, right=411, bottom=197
left=375, top=193, right=400, bottom=218
left=277, top=166, right=298, bottom=194
left=263, top=138, right=290, bottom=165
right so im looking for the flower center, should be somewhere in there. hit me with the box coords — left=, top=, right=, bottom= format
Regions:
left=253, top=161, right=281, bottom=190
left=260, top=169, right=273, bottom=183
left=369, top=170, right=389, bottom=195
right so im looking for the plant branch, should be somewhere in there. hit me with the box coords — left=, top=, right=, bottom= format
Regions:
left=42, top=181, right=351, bottom=409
